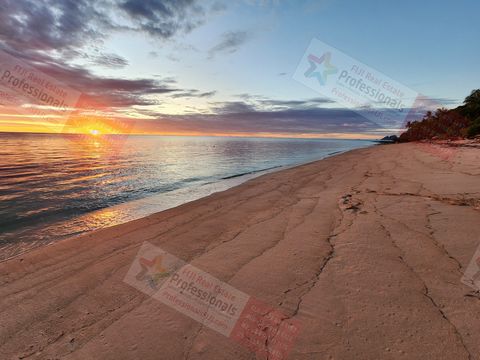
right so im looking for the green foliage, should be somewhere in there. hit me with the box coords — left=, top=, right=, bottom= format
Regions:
left=467, top=117, right=480, bottom=138
left=399, top=108, right=469, bottom=142
left=461, top=89, right=480, bottom=119
left=400, top=89, right=480, bottom=141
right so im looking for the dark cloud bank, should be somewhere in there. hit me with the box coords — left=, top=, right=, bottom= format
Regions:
left=0, top=0, right=383, bottom=135
left=0, top=0, right=208, bottom=107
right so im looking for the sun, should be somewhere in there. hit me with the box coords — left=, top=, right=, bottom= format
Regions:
left=89, top=129, right=100, bottom=136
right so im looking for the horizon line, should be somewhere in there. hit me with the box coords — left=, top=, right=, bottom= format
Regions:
left=0, top=130, right=384, bottom=141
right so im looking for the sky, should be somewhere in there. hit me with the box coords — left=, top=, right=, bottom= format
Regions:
left=0, top=0, right=479, bottom=139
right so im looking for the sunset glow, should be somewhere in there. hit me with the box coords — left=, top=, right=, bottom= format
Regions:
left=0, top=1, right=476, bottom=139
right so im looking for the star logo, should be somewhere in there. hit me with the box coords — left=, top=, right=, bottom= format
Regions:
left=304, top=52, right=338, bottom=85
left=135, top=255, right=170, bottom=289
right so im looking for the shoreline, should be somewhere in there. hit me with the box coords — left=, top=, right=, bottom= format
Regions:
left=0, top=144, right=373, bottom=262
left=1, top=142, right=479, bottom=359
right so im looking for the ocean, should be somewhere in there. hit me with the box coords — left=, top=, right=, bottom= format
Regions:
left=0, top=132, right=374, bottom=260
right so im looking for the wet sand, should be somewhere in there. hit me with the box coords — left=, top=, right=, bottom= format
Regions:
left=1, top=142, right=480, bottom=359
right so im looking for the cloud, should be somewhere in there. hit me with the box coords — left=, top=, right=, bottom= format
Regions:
left=119, top=0, right=205, bottom=39
left=198, top=90, right=217, bottom=98
left=258, top=97, right=335, bottom=108
left=134, top=107, right=376, bottom=135
left=232, top=94, right=335, bottom=109
left=208, top=31, right=253, bottom=58
left=0, top=0, right=105, bottom=56
left=0, top=52, right=178, bottom=108
left=89, top=53, right=129, bottom=68
left=427, top=97, right=460, bottom=106
left=0, top=0, right=208, bottom=57
left=0, top=0, right=388, bottom=138
left=211, top=101, right=257, bottom=114
left=132, top=98, right=381, bottom=136
left=170, top=89, right=217, bottom=98
left=0, top=0, right=220, bottom=109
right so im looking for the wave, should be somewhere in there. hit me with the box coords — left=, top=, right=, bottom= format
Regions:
left=221, top=165, right=282, bottom=180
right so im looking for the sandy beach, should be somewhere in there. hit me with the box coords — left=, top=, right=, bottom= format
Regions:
left=1, top=142, right=480, bottom=360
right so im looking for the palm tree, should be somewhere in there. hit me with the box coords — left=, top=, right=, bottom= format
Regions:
left=461, top=89, right=480, bottom=119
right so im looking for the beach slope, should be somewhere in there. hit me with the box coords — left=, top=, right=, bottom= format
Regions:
left=1, top=143, right=480, bottom=359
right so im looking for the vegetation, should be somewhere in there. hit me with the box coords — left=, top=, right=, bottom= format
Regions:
left=399, top=89, right=480, bottom=141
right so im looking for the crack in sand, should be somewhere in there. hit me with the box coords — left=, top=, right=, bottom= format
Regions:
left=262, top=196, right=357, bottom=357
left=422, top=288, right=472, bottom=360
left=378, top=204, right=464, bottom=275
left=181, top=175, right=329, bottom=359
left=365, top=190, right=480, bottom=211
left=157, top=177, right=331, bottom=359
left=425, top=205, right=464, bottom=273
left=373, top=201, right=472, bottom=360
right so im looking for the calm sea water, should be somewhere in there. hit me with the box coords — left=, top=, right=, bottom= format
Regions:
left=0, top=133, right=374, bottom=260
